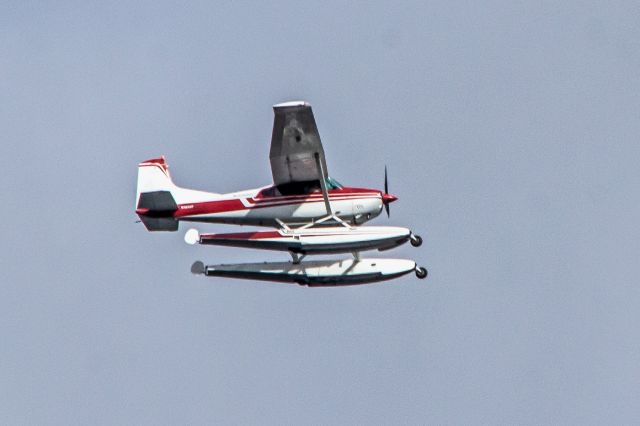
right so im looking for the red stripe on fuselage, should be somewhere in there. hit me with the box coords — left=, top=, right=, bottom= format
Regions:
left=174, top=198, right=245, bottom=217
left=252, top=187, right=381, bottom=200
left=247, top=195, right=380, bottom=208
left=173, top=189, right=382, bottom=218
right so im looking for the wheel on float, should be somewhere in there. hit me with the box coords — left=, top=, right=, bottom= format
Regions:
left=415, top=266, right=428, bottom=279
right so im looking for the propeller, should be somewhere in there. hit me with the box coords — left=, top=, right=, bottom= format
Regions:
left=384, top=165, right=388, bottom=194
left=381, top=165, right=398, bottom=218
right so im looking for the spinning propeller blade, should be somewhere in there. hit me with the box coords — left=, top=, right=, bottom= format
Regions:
left=381, top=165, right=397, bottom=218
left=384, top=165, right=388, bottom=195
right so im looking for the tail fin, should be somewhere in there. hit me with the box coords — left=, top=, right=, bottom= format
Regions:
left=136, top=157, right=179, bottom=231
left=136, top=156, right=175, bottom=201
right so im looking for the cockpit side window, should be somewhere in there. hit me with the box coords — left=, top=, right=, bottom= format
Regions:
left=276, top=180, right=319, bottom=195
left=272, top=177, right=343, bottom=196
left=259, top=186, right=280, bottom=197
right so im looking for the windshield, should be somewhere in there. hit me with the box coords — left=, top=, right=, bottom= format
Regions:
left=326, top=177, right=343, bottom=190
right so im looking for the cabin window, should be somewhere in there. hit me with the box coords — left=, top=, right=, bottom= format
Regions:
left=263, top=177, right=344, bottom=196
left=259, top=186, right=280, bottom=197
left=277, top=180, right=320, bottom=195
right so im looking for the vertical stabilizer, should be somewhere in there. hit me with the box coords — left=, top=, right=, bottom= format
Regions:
left=136, top=156, right=175, bottom=202
left=135, top=156, right=221, bottom=232
left=136, top=156, right=179, bottom=231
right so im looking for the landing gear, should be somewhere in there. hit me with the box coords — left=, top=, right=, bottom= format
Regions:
left=410, top=233, right=423, bottom=247
left=290, top=252, right=306, bottom=264
left=415, top=266, right=428, bottom=279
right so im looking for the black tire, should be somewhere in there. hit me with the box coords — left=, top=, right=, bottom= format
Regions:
left=415, top=266, right=428, bottom=279
left=410, top=234, right=423, bottom=247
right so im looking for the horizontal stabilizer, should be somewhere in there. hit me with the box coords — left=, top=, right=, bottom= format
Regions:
left=137, top=190, right=178, bottom=213
left=136, top=190, right=179, bottom=231
left=139, top=216, right=179, bottom=232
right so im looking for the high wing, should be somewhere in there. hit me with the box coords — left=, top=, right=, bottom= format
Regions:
left=269, top=101, right=329, bottom=186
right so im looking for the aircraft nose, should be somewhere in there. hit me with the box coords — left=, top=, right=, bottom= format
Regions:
left=382, top=193, right=398, bottom=204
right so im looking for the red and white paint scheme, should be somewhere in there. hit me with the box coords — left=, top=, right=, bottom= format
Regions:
left=137, top=101, right=428, bottom=283
left=135, top=155, right=390, bottom=230
left=184, top=226, right=422, bottom=255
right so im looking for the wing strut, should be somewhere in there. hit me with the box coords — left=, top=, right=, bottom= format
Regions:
left=301, top=152, right=351, bottom=230
left=314, top=152, right=333, bottom=216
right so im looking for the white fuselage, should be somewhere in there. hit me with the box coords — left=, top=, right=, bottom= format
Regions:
left=172, top=186, right=385, bottom=227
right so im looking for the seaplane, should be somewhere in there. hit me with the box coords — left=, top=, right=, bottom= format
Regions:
left=135, top=101, right=428, bottom=286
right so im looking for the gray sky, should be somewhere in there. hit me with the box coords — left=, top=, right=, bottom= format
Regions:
left=2, top=1, right=640, bottom=424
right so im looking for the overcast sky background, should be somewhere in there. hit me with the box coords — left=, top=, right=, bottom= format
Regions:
left=2, top=1, right=640, bottom=424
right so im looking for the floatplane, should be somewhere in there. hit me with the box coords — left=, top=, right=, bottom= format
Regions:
left=136, top=101, right=427, bottom=286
